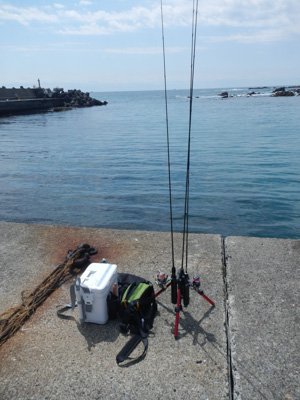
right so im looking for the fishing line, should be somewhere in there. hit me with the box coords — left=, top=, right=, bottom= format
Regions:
left=181, top=0, right=199, bottom=273
left=160, top=0, right=200, bottom=282
left=160, top=0, right=175, bottom=275
left=158, top=1, right=215, bottom=337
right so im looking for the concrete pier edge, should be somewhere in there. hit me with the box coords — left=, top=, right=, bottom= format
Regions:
left=221, top=238, right=234, bottom=400
left=225, top=236, right=299, bottom=400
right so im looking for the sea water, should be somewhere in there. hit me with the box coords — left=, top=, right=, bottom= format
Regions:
left=0, top=87, right=299, bottom=238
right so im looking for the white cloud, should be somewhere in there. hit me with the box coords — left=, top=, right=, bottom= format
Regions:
left=54, top=3, right=65, bottom=9
left=206, top=30, right=284, bottom=44
left=60, top=23, right=109, bottom=36
left=199, top=0, right=299, bottom=29
left=0, top=0, right=299, bottom=42
left=0, top=4, right=58, bottom=25
left=199, top=0, right=300, bottom=43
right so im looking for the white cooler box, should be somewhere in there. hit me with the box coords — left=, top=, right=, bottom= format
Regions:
left=74, top=262, right=118, bottom=324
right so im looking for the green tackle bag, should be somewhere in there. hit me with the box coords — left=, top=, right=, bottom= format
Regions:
left=116, top=273, right=157, bottom=366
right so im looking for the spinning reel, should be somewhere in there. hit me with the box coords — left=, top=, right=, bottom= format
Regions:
left=155, top=271, right=170, bottom=288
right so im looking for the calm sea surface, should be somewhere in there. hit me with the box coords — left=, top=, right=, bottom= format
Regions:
left=0, top=88, right=299, bottom=238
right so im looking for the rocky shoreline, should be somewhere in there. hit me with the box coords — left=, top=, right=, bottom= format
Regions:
left=219, top=85, right=300, bottom=98
left=50, top=87, right=107, bottom=109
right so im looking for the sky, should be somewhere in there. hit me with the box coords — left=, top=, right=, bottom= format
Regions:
left=0, top=0, right=299, bottom=92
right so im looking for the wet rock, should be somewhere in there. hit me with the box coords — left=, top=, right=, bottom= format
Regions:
left=52, top=88, right=107, bottom=108
left=273, top=86, right=285, bottom=93
left=219, top=91, right=228, bottom=98
left=272, top=87, right=295, bottom=97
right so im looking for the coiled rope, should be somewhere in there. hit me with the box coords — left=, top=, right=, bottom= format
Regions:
left=0, top=243, right=97, bottom=347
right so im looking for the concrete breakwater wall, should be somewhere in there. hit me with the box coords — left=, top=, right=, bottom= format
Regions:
left=0, top=87, right=38, bottom=100
left=0, top=86, right=107, bottom=116
left=0, top=98, right=63, bottom=116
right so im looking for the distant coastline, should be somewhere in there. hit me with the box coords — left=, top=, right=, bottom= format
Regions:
left=218, top=85, right=300, bottom=98
left=249, top=85, right=300, bottom=89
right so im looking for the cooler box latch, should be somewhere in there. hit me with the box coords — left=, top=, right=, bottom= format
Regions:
left=81, top=286, right=94, bottom=313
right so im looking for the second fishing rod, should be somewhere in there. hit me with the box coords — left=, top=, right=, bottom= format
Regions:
left=160, top=0, right=215, bottom=339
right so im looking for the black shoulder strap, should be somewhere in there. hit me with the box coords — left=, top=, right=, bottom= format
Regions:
left=116, top=292, right=157, bottom=366
left=56, top=284, right=77, bottom=319
left=116, top=334, right=148, bottom=367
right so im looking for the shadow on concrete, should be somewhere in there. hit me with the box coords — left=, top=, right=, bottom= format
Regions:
left=76, top=320, right=120, bottom=351
left=57, top=312, right=120, bottom=351
left=157, top=300, right=216, bottom=344
left=158, top=299, right=276, bottom=399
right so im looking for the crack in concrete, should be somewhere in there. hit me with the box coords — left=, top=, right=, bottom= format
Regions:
left=222, top=237, right=234, bottom=400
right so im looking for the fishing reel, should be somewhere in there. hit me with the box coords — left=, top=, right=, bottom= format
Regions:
left=155, top=270, right=170, bottom=288
left=191, top=275, right=203, bottom=295
left=192, top=275, right=201, bottom=290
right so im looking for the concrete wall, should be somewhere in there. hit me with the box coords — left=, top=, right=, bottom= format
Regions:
left=0, top=98, right=64, bottom=116
left=0, top=87, right=38, bottom=100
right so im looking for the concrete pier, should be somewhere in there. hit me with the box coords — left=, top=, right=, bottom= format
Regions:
left=225, top=237, right=299, bottom=400
left=0, top=222, right=299, bottom=399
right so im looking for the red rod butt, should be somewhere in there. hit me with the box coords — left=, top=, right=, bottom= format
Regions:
left=174, top=288, right=181, bottom=339
left=201, top=292, right=215, bottom=306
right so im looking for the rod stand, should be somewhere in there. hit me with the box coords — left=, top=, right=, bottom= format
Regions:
left=154, top=270, right=215, bottom=339
left=192, top=275, right=215, bottom=307
left=174, top=268, right=190, bottom=339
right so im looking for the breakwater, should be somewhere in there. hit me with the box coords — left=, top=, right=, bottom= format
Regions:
left=0, top=86, right=107, bottom=116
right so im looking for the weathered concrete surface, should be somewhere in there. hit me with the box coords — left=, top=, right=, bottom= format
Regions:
left=225, top=237, right=300, bottom=400
left=0, top=222, right=227, bottom=400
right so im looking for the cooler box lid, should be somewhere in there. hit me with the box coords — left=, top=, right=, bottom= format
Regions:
left=80, top=263, right=117, bottom=293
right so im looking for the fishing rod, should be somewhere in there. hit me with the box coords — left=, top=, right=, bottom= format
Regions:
left=158, top=0, right=214, bottom=340
left=174, top=0, right=199, bottom=336
left=160, top=0, right=177, bottom=306
left=182, top=0, right=199, bottom=275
